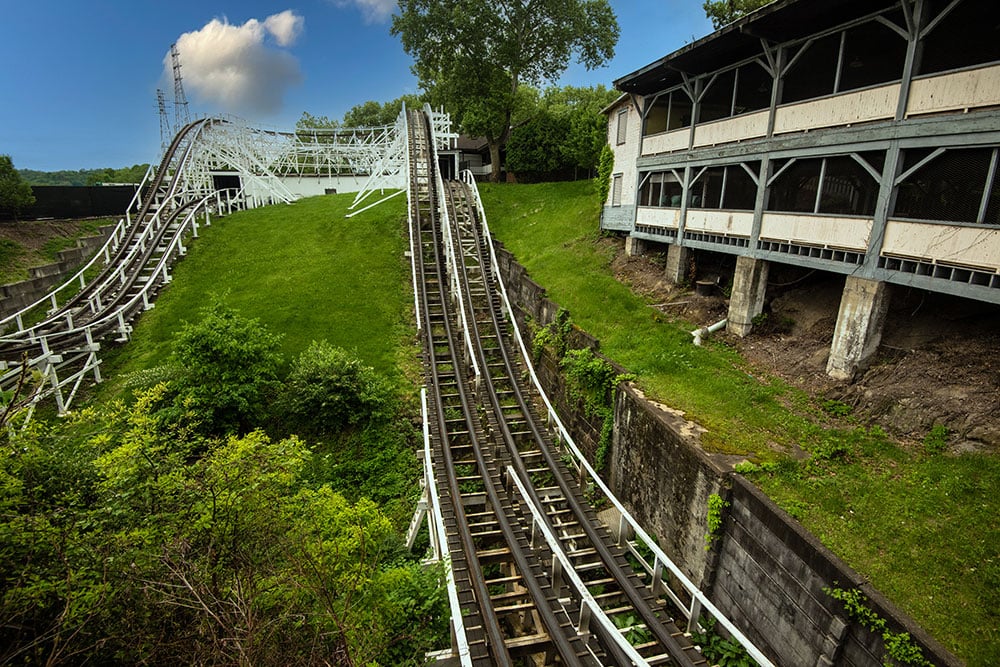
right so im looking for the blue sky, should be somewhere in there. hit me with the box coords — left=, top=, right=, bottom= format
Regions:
left=0, top=1, right=713, bottom=171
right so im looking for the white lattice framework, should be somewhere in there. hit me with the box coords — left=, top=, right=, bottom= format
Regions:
left=0, top=109, right=442, bottom=420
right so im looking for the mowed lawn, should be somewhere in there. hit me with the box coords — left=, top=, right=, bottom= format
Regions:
left=479, top=180, right=999, bottom=666
left=99, top=192, right=414, bottom=389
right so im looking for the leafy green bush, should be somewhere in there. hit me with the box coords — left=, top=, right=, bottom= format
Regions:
left=171, top=302, right=283, bottom=435
left=276, top=341, right=394, bottom=437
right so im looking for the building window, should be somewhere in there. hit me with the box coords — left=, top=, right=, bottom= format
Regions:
left=919, top=0, right=1000, bottom=75
left=722, top=163, right=760, bottom=210
left=638, top=172, right=682, bottom=207
left=768, top=153, right=882, bottom=216
left=616, top=109, right=628, bottom=145
left=894, top=147, right=999, bottom=224
left=699, top=70, right=737, bottom=124
left=688, top=163, right=760, bottom=210
left=611, top=174, right=623, bottom=206
left=838, top=17, right=907, bottom=92
left=643, top=90, right=693, bottom=136
left=782, top=33, right=842, bottom=104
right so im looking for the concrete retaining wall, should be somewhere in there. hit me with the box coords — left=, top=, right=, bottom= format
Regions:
left=0, top=226, right=114, bottom=319
left=493, top=239, right=961, bottom=667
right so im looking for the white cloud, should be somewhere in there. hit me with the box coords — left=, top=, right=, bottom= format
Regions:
left=334, top=0, right=396, bottom=24
left=168, top=11, right=304, bottom=116
left=264, top=10, right=304, bottom=47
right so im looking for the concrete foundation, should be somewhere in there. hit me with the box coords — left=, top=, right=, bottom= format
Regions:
left=624, top=235, right=648, bottom=257
left=664, top=244, right=690, bottom=284
left=727, top=256, right=769, bottom=337
left=826, top=276, right=891, bottom=381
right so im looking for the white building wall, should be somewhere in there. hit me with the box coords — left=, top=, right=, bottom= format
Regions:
left=601, top=96, right=642, bottom=231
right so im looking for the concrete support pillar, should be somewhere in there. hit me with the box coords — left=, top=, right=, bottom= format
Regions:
left=726, top=256, right=770, bottom=337
left=624, top=235, right=647, bottom=257
left=826, top=276, right=891, bottom=381
left=664, top=244, right=690, bottom=284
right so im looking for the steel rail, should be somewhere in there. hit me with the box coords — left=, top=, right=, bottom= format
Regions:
left=447, top=178, right=703, bottom=666
left=408, top=110, right=513, bottom=666
left=458, top=169, right=777, bottom=667
left=413, top=109, right=593, bottom=666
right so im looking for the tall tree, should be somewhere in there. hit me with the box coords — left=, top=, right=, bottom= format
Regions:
left=0, top=155, right=35, bottom=220
left=392, top=0, right=619, bottom=182
left=703, top=0, right=773, bottom=29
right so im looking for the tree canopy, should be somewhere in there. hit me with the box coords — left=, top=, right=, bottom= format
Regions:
left=506, top=85, right=618, bottom=181
left=0, top=155, right=35, bottom=220
left=297, top=94, right=427, bottom=135
left=16, top=165, right=150, bottom=187
left=392, top=0, right=619, bottom=181
left=703, top=0, right=773, bottom=29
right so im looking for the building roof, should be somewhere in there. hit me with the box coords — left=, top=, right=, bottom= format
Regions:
left=600, top=93, right=631, bottom=116
left=614, top=0, right=900, bottom=95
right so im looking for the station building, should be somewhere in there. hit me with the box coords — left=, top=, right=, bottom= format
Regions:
left=602, top=0, right=1000, bottom=379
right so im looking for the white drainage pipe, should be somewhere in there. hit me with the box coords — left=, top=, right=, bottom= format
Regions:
left=692, top=318, right=727, bottom=346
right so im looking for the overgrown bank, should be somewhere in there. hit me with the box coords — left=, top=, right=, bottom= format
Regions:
left=0, top=194, right=446, bottom=663
left=479, top=180, right=998, bottom=666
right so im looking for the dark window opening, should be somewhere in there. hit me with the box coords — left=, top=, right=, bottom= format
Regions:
left=768, top=155, right=880, bottom=216
left=645, top=91, right=693, bottom=136
left=919, top=0, right=1000, bottom=75
left=782, top=33, right=841, bottom=104
left=769, top=158, right=822, bottom=212
left=643, top=96, right=670, bottom=135
left=722, top=163, right=760, bottom=210
left=699, top=70, right=736, bottom=124
left=819, top=156, right=879, bottom=215
left=689, top=167, right=726, bottom=208
left=688, top=163, right=760, bottom=211
left=839, top=19, right=907, bottom=91
left=733, top=62, right=772, bottom=114
left=894, top=147, right=996, bottom=223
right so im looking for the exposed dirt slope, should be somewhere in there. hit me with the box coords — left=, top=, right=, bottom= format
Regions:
left=607, top=237, right=1000, bottom=452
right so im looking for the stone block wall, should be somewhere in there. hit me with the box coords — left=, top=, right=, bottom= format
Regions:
left=0, top=226, right=115, bottom=319
left=493, top=236, right=962, bottom=667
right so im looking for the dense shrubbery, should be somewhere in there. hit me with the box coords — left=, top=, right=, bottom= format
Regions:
left=0, top=306, right=442, bottom=664
left=277, top=340, right=394, bottom=436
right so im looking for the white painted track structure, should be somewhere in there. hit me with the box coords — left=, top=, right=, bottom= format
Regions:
left=0, top=109, right=449, bottom=420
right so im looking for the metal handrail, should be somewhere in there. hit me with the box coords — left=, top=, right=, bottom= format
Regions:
left=459, top=169, right=775, bottom=667
left=506, top=465, right=650, bottom=665
left=421, top=389, right=473, bottom=666
left=428, top=107, right=479, bottom=381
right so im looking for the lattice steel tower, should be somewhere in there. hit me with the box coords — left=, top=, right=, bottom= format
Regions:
left=156, top=88, right=171, bottom=154
left=170, top=43, right=190, bottom=129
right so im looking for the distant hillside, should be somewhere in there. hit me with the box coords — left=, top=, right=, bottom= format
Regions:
left=19, top=164, right=149, bottom=186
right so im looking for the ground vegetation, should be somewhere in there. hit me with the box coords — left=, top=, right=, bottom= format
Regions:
left=0, top=193, right=445, bottom=663
left=479, top=180, right=999, bottom=665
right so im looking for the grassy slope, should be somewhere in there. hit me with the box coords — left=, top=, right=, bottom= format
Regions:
left=99, top=193, right=414, bottom=391
left=479, top=180, right=998, bottom=666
